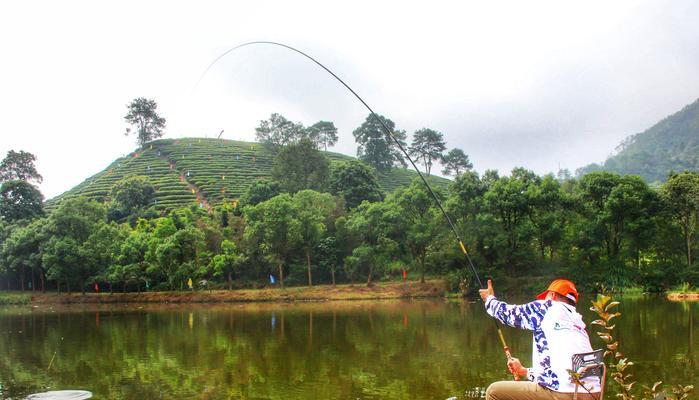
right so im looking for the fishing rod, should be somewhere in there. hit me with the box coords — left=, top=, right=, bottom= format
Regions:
left=193, top=41, right=518, bottom=379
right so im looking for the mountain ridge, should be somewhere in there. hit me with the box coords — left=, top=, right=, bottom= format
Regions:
left=577, top=98, right=699, bottom=182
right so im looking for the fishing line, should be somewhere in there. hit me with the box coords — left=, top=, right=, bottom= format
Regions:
left=192, top=41, right=518, bottom=378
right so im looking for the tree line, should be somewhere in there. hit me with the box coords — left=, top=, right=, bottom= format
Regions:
left=2, top=145, right=699, bottom=294
left=3, top=98, right=699, bottom=294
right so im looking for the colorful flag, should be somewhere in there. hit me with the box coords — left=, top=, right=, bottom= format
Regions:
left=187, top=278, right=193, bottom=290
left=94, top=282, right=100, bottom=292
left=269, top=274, right=276, bottom=284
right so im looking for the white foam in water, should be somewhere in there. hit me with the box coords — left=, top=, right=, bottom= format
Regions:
left=25, top=390, right=92, bottom=400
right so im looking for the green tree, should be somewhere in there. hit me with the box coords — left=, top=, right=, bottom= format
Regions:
left=83, top=222, right=128, bottom=292
left=240, top=180, right=282, bottom=207
left=42, top=197, right=107, bottom=294
left=109, top=175, right=155, bottom=218
left=154, top=227, right=205, bottom=290
left=526, top=174, right=567, bottom=260
left=441, top=148, right=473, bottom=177
left=353, top=114, right=406, bottom=172
left=391, top=180, right=442, bottom=283
left=408, top=128, right=446, bottom=175
left=0, top=150, right=42, bottom=183
left=329, top=161, right=383, bottom=209
left=293, top=190, right=336, bottom=286
left=0, top=180, right=43, bottom=222
left=244, top=194, right=300, bottom=288
left=255, top=113, right=304, bottom=147
left=316, top=236, right=340, bottom=286
left=124, top=97, right=166, bottom=147
left=662, top=172, right=699, bottom=269
left=345, top=201, right=398, bottom=285
left=209, top=239, right=246, bottom=290
left=573, top=172, right=659, bottom=287
left=114, top=229, right=151, bottom=292
left=271, top=138, right=330, bottom=193
left=1, top=218, right=47, bottom=291
left=483, top=168, right=538, bottom=266
left=305, top=120, right=338, bottom=150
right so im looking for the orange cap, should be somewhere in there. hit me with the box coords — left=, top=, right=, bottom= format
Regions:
left=536, top=279, right=579, bottom=304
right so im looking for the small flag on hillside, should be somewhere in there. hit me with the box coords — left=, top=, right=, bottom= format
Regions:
left=269, top=275, right=276, bottom=284
left=94, top=282, right=100, bottom=292
left=222, top=175, right=225, bottom=180
left=191, top=188, right=196, bottom=194
left=187, top=278, right=193, bottom=290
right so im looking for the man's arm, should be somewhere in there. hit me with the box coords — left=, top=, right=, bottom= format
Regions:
left=479, top=280, right=550, bottom=331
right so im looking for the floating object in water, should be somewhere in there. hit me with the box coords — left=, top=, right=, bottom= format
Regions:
left=26, top=390, right=92, bottom=399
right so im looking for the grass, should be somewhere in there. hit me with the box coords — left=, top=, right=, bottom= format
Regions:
left=45, top=138, right=452, bottom=211
left=25, top=280, right=447, bottom=304
left=0, top=292, right=32, bottom=305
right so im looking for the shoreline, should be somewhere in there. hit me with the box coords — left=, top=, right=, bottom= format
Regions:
left=667, top=291, right=699, bottom=301
left=2, top=280, right=447, bottom=305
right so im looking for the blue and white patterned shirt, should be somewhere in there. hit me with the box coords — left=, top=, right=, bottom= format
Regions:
left=485, top=295, right=600, bottom=393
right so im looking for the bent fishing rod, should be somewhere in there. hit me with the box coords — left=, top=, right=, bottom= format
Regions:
left=194, top=41, right=518, bottom=379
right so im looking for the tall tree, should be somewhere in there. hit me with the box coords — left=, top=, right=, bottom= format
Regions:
left=109, top=175, right=155, bottom=218
left=209, top=239, right=246, bottom=290
left=124, top=98, right=166, bottom=147
left=241, top=180, right=282, bottom=207
left=391, top=180, right=442, bottom=283
left=0, top=181, right=44, bottom=223
left=345, top=201, right=397, bottom=285
left=244, top=194, right=300, bottom=289
left=329, top=161, right=383, bottom=210
left=0, top=150, right=42, bottom=184
left=408, top=128, right=446, bottom=175
left=441, top=148, right=473, bottom=176
left=305, top=121, right=338, bottom=150
left=255, top=113, right=304, bottom=147
left=484, top=168, right=539, bottom=265
left=293, top=190, right=336, bottom=286
left=353, top=114, right=406, bottom=172
left=526, top=174, right=567, bottom=259
left=662, top=172, right=699, bottom=269
left=271, top=138, right=330, bottom=193
left=1, top=218, right=47, bottom=292
left=42, top=197, right=107, bottom=294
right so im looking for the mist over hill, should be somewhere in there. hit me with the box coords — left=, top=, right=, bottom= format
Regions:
left=46, top=138, right=450, bottom=210
left=577, top=98, right=699, bottom=183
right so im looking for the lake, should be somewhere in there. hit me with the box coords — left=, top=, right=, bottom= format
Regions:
left=0, top=295, right=696, bottom=399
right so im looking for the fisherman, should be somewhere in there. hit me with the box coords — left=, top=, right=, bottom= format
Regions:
left=479, top=279, right=601, bottom=400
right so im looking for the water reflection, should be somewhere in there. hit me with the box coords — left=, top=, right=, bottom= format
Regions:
left=0, top=297, right=696, bottom=399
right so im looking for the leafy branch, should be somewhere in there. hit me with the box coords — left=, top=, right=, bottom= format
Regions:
left=587, top=294, right=693, bottom=400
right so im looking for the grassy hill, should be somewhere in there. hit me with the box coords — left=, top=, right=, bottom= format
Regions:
left=577, top=98, right=699, bottom=183
left=46, top=138, right=451, bottom=211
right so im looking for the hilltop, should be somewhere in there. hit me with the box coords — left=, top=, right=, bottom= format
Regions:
left=577, top=98, right=699, bottom=182
left=46, top=138, right=451, bottom=210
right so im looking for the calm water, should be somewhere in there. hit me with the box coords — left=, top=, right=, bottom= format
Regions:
left=0, top=296, right=696, bottom=399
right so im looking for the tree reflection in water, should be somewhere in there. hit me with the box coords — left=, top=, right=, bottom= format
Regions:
left=0, top=297, right=696, bottom=399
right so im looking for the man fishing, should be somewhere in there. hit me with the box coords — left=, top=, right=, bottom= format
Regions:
left=479, top=279, right=601, bottom=400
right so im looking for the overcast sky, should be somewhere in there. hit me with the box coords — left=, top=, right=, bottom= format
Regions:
left=2, top=0, right=698, bottom=199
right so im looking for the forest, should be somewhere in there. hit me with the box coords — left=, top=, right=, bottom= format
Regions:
left=2, top=103, right=699, bottom=295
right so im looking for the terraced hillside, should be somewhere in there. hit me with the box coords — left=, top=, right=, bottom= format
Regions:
left=46, top=138, right=451, bottom=211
